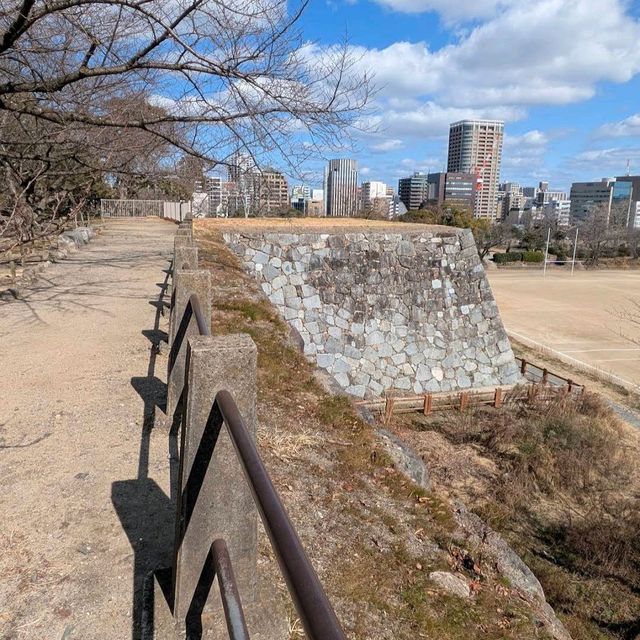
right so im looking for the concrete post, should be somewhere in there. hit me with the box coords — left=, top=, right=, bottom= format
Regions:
left=172, top=334, right=258, bottom=622
left=174, top=246, right=198, bottom=272
left=166, top=270, right=211, bottom=416
left=174, top=235, right=194, bottom=251
left=176, top=228, right=192, bottom=237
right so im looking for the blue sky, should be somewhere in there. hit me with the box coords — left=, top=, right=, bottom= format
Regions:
left=294, top=0, right=640, bottom=192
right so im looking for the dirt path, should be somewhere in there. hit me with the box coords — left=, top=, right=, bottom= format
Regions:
left=0, top=219, right=176, bottom=640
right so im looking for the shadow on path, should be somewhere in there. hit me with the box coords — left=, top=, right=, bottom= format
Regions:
left=111, top=258, right=177, bottom=640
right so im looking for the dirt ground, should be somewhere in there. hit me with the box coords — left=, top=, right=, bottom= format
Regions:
left=0, top=219, right=176, bottom=639
left=487, top=270, right=640, bottom=389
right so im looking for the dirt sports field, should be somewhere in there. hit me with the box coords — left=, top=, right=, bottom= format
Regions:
left=487, top=269, right=640, bottom=389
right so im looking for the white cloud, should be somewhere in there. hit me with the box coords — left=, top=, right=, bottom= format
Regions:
left=372, top=0, right=514, bottom=22
left=597, top=114, right=640, bottom=138
left=358, top=101, right=524, bottom=139
left=502, top=130, right=550, bottom=171
left=571, top=147, right=640, bottom=172
left=504, top=130, right=549, bottom=148
left=345, top=0, right=640, bottom=108
left=370, top=139, right=404, bottom=151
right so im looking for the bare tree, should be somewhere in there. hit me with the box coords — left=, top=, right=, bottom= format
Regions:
left=0, top=0, right=371, bottom=242
left=581, top=204, right=612, bottom=266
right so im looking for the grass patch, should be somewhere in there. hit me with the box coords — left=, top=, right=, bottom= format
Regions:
left=413, top=393, right=640, bottom=640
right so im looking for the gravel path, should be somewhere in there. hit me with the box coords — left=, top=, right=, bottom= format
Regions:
left=0, top=219, right=176, bottom=640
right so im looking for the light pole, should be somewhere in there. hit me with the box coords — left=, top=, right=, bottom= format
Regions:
left=571, top=227, right=579, bottom=276
left=543, top=227, right=551, bottom=277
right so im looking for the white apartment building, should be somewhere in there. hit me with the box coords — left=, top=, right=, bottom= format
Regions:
left=448, top=120, right=504, bottom=220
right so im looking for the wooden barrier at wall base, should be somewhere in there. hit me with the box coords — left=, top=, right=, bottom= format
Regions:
left=365, top=381, right=583, bottom=420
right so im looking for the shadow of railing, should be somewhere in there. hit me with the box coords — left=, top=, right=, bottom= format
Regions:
left=111, top=256, right=175, bottom=640
left=114, top=221, right=346, bottom=640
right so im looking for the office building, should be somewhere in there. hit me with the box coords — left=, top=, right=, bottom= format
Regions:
left=324, top=159, right=358, bottom=217
left=427, top=172, right=476, bottom=211
left=543, top=199, right=571, bottom=227
left=631, top=201, right=640, bottom=229
left=570, top=179, right=632, bottom=225
left=447, top=119, right=504, bottom=220
left=206, top=176, right=223, bottom=216
left=291, top=186, right=324, bottom=216
left=255, top=170, right=289, bottom=216
left=362, top=181, right=387, bottom=205
left=388, top=196, right=408, bottom=219
left=398, top=172, right=431, bottom=210
left=535, top=181, right=568, bottom=207
left=499, top=183, right=525, bottom=219
left=291, top=185, right=311, bottom=200
left=570, top=180, right=613, bottom=221
left=362, top=181, right=390, bottom=215
left=615, top=175, right=640, bottom=227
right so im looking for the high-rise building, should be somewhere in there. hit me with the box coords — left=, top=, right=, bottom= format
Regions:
left=398, top=172, right=430, bottom=210
left=255, top=170, right=289, bottom=215
left=361, top=181, right=389, bottom=214
left=499, top=182, right=525, bottom=219
left=324, top=159, right=358, bottom=217
left=227, top=152, right=255, bottom=182
left=569, top=179, right=632, bottom=225
left=426, top=172, right=476, bottom=211
left=615, top=175, right=640, bottom=227
left=447, top=120, right=504, bottom=220
left=569, top=181, right=611, bottom=221
left=206, top=176, right=223, bottom=216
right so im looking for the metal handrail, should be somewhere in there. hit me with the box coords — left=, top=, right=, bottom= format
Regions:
left=209, top=539, right=251, bottom=640
left=172, top=286, right=346, bottom=640
left=215, top=390, right=346, bottom=640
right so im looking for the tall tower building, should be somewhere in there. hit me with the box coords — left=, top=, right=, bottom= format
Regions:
left=324, top=159, right=358, bottom=217
left=447, top=120, right=504, bottom=220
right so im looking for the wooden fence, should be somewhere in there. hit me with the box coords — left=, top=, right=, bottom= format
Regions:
left=358, top=359, right=585, bottom=423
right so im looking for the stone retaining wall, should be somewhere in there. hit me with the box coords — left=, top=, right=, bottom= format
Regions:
left=224, top=227, right=520, bottom=398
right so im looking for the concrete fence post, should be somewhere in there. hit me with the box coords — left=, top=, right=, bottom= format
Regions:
left=174, top=246, right=198, bottom=272
left=174, top=235, right=194, bottom=251
left=172, top=334, right=258, bottom=621
left=166, top=270, right=211, bottom=416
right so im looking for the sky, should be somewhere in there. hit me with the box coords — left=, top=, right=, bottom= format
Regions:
left=293, top=0, right=640, bottom=192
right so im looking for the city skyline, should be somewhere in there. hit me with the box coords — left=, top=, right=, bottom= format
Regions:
left=291, top=0, right=640, bottom=193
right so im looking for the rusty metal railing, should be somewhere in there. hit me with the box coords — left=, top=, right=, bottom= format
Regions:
left=169, top=283, right=346, bottom=639
left=213, top=389, right=346, bottom=640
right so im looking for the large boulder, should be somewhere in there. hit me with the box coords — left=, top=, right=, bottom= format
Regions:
left=453, top=503, right=571, bottom=640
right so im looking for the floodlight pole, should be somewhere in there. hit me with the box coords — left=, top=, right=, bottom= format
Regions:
left=571, top=227, right=579, bottom=276
left=543, top=227, right=551, bottom=277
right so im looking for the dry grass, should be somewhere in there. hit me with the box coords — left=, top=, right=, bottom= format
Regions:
left=194, top=223, right=576, bottom=640
left=259, top=426, right=322, bottom=462
left=398, top=393, right=640, bottom=640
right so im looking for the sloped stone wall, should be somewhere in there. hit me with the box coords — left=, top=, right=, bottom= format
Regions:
left=224, top=227, right=520, bottom=398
